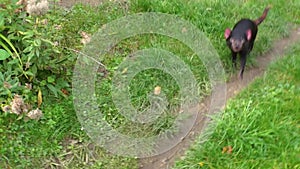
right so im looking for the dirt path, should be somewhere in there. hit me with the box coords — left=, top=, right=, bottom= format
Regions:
left=138, top=28, right=300, bottom=169
left=56, top=0, right=103, bottom=8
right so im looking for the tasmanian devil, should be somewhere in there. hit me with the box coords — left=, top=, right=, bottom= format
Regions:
left=224, top=6, right=271, bottom=79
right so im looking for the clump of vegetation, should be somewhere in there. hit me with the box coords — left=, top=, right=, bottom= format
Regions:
left=0, top=0, right=72, bottom=117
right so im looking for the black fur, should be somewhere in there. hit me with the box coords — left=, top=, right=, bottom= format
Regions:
left=225, top=6, right=270, bottom=79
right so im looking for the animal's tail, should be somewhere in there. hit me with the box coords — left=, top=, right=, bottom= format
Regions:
left=254, top=5, right=271, bottom=25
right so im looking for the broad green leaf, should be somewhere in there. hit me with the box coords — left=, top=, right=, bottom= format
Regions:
left=23, top=46, right=33, bottom=53
left=0, top=18, right=5, bottom=31
left=0, top=49, right=10, bottom=60
left=35, top=49, right=40, bottom=57
left=47, top=76, right=56, bottom=83
left=40, top=80, right=47, bottom=86
left=7, top=58, right=19, bottom=65
left=31, top=64, right=37, bottom=75
left=56, top=78, right=70, bottom=88
left=25, top=71, right=34, bottom=76
left=34, top=39, right=41, bottom=47
left=47, top=84, right=58, bottom=97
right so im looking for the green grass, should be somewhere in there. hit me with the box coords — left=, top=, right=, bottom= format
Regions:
left=174, top=44, right=300, bottom=169
left=0, top=97, right=138, bottom=168
left=1, top=0, right=300, bottom=168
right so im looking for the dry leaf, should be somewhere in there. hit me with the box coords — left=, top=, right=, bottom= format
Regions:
left=121, top=67, right=128, bottom=74
left=22, top=103, right=31, bottom=113
left=198, top=162, right=204, bottom=167
left=25, top=83, right=32, bottom=90
left=27, top=108, right=43, bottom=120
left=11, top=95, right=25, bottom=115
left=154, top=86, right=161, bottom=95
left=16, top=0, right=25, bottom=5
left=222, top=146, right=227, bottom=154
left=3, top=81, right=11, bottom=89
left=54, top=24, right=62, bottom=30
left=26, top=0, right=49, bottom=15
left=1, top=105, right=11, bottom=113
left=38, top=89, right=42, bottom=108
left=61, top=88, right=69, bottom=95
left=80, top=31, right=91, bottom=45
left=25, top=61, right=31, bottom=69
left=227, top=146, right=233, bottom=154
left=222, top=145, right=233, bottom=154
left=40, top=19, right=48, bottom=25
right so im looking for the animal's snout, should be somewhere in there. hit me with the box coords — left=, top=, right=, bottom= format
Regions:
left=230, top=39, right=244, bottom=52
left=232, top=43, right=242, bottom=52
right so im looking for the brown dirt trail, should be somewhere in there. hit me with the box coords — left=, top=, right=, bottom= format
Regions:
left=139, top=28, right=300, bottom=169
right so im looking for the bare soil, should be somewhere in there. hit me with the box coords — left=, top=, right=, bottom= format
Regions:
left=55, top=0, right=103, bottom=8
left=139, top=28, right=300, bottom=169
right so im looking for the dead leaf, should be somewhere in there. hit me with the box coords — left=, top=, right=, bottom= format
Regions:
left=80, top=31, right=91, bottom=45
left=61, top=88, right=69, bottom=96
left=154, top=86, right=161, bottom=95
left=16, top=0, right=25, bottom=5
left=198, top=162, right=204, bottom=167
left=25, top=61, right=31, bottom=69
left=38, top=89, right=42, bottom=108
left=227, top=146, right=233, bottom=154
left=222, top=145, right=233, bottom=154
left=22, top=103, right=31, bottom=113
left=222, top=146, right=227, bottom=154
left=1, top=105, right=11, bottom=113
left=25, top=83, right=32, bottom=90
left=121, top=67, right=128, bottom=74
left=27, top=108, right=43, bottom=120
left=54, top=24, right=62, bottom=30
left=10, top=95, right=25, bottom=115
left=40, top=19, right=48, bottom=25
left=3, top=81, right=11, bottom=89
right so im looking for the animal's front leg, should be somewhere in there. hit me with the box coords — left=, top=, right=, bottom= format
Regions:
left=231, top=51, right=237, bottom=70
left=239, top=53, right=247, bottom=79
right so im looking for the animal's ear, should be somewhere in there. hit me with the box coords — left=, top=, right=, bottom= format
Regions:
left=224, top=28, right=231, bottom=39
left=246, top=29, right=252, bottom=41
